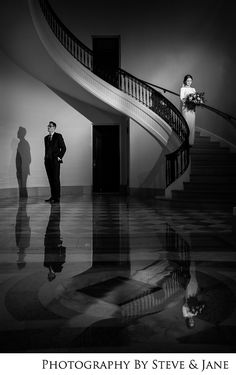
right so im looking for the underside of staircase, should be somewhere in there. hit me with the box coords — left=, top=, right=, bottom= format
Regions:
left=171, top=131, right=236, bottom=208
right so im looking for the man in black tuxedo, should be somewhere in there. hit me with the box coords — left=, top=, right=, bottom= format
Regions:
left=44, top=121, right=66, bottom=203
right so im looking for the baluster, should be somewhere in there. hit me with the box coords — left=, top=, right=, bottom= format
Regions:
left=133, top=79, right=137, bottom=98
left=131, top=78, right=134, bottom=98
left=127, top=77, right=131, bottom=96
left=86, top=51, right=88, bottom=68
left=117, top=70, right=121, bottom=89
left=60, top=26, right=63, bottom=43
left=136, top=82, right=139, bottom=101
left=141, top=84, right=144, bottom=104
left=139, top=84, right=142, bottom=102
left=48, top=12, right=51, bottom=28
left=69, top=36, right=71, bottom=52
left=122, top=73, right=126, bottom=92
left=120, top=72, right=123, bottom=91
left=75, top=43, right=78, bottom=61
left=63, top=30, right=66, bottom=47
left=176, top=157, right=179, bottom=178
left=82, top=48, right=85, bottom=65
left=52, top=16, right=55, bottom=32
left=73, top=40, right=75, bottom=57
left=144, top=86, right=146, bottom=105
left=144, top=88, right=147, bottom=107
left=76, top=43, right=79, bottom=60
left=64, top=33, right=67, bottom=49
left=123, top=75, right=126, bottom=94
left=132, top=79, right=136, bottom=100
left=87, top=51, right=90, bottom=69
left=139, top=84, right=142, bottom=103
left=58, top=25, right=61, bottom=42
left=71, top=39, right=73, bottom=56
left=89, top=53, right=92, bottom=70
left=61, top=28, right=64, bottom=45
left=119, top=72, right=123, bottom=91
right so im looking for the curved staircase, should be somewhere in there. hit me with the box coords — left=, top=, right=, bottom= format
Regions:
left=28, top=0, right=190, bottom=190
left=172, top=131, right=236, bottom=207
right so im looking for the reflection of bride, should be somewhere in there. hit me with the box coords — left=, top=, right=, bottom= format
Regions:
left=180, top=74, right=196, bottom=146
left=182, top=261, right=205, bottom=328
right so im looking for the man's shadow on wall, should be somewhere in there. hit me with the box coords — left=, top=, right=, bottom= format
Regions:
left=16, top=127, right=31, bottom=198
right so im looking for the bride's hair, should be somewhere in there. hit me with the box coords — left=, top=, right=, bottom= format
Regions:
left=183, top=74, right=193, bottom=85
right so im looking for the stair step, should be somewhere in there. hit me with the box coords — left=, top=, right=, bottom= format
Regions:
left=191, top=151, right=231, bottom=156
left=191, top=171, right=236, bottom=175
left=195, top=135, right=211, bottom=140
left=172, top=191, right=236, bottom=199
left=169, top=199, right=234, bottom=208
left=183, top=186, right=236, bottom=193
left=194, top=141, right=221, bottom=146
left=191, top=162, right=236, bottom=167
left=191, top=155, right=236, bottom=160
left=190, top=176, right=236, bottom=183
left=184, top=182, right=236, bottom=188
left=191, top=152, right=236, bottom=157
left=191, top=161, right=236, bottom=166
left=194, top=140, right=214, bottom=145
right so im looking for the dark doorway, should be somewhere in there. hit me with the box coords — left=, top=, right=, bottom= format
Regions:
left=92, top=36, right=120, bottom=87
left=93, top=125, right=120, bottom=193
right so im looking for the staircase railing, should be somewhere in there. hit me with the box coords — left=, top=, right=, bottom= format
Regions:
left=141, top=80, right=236, bottom=122
left=39, top=0, right=190, bottom=187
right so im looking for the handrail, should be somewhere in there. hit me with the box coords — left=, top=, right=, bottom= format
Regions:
left=38, top=0, right=190, bottom=187
left=141, top=79, right=236, bottom=122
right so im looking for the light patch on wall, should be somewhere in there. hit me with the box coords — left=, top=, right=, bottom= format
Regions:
left=0, top=51, right=92, bottom=190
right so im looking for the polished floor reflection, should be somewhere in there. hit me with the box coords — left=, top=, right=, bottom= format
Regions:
left=0, top=194, right=236, bottom=352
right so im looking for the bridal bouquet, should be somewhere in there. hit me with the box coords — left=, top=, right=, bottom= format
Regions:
left=185, top=92, right=205, bottom=110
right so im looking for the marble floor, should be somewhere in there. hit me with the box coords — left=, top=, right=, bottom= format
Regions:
left=0, top=193, right=236, bottom=353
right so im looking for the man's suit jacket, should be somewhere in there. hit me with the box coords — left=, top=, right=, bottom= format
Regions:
left=44, top=132, right=66, bottom=160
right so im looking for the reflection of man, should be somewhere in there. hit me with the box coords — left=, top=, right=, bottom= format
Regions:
left=44, top=203, right=66, bottom=281
left=15, top=198, right=31, bottom=269
left=44, top=121, right=66, bottom=203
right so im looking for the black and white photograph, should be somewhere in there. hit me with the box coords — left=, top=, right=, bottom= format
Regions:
left=0, top=0, right=236, bottom=372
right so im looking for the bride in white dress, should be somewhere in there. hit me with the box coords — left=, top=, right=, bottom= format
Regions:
left=180, top=74, right=196, bottom=146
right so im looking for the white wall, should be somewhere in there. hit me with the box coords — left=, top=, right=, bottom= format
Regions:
left=1, top=51, right=165, bottom=193
left=0, top=50, right=92, bottom=190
